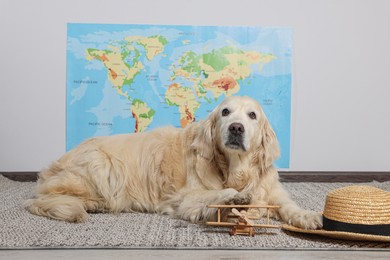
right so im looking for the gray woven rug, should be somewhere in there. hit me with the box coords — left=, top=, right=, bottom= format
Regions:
left=1, top=175, right=389, bottom=249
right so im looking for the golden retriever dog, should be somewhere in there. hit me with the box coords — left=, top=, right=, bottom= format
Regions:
left=25, top=96, right=322, bottom=229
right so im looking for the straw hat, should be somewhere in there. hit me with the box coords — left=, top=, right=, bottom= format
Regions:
left=282, top=185, right=390, bottom=242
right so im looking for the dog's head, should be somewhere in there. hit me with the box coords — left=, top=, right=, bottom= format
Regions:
left=194, top=96, right=280, bottom=169
left=216, top=96, right=262, bottom=152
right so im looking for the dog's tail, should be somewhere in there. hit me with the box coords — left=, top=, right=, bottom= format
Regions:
left=24, top=195, right=88, bottom=222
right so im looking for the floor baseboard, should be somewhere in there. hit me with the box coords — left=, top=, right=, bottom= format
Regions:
left=279, top=171, right=390, bottom=182
left=1, top=172, right=39, bottom=182
left=1, top=171, right=389, bottom=182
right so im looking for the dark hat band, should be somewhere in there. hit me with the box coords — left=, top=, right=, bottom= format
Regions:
left=323, top=216, right=390, bottom=236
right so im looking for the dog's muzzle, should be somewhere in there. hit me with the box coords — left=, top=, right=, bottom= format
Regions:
left=225, top=123, right=246, bottom=151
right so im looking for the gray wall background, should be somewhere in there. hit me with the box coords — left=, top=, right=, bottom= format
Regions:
left=1, top=0, right=389, bottom=172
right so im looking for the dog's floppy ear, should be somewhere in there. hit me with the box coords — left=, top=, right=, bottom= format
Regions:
left=190, top=108, right=228, bottom=190
left=256, top=115, right=280, bottom=172
left=191, top=108, right=218, bottom=159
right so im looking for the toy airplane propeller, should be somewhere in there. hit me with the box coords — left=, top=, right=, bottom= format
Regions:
left=231, top=208, right=255, bottom=226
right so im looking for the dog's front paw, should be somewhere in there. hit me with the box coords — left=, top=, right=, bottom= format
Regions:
left=229, top=192, right=252, bottom=205
left=288, top=210, right=323, bottom=230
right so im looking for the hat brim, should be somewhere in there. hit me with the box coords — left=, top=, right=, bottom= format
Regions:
left=282, top=224, right=390, bottom=243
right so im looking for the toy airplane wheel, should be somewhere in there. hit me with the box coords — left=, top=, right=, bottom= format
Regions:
left=229, top=227, right=237, bottom=236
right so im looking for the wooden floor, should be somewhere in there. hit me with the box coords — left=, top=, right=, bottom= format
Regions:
left=1, top=249, right=390, bottom=260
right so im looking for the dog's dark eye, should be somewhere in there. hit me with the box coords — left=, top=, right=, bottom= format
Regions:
left=222, top=108, right=230, bottom=117
left=248, top=112, right=257, bottom=120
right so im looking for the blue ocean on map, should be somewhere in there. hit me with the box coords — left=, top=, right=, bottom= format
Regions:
left=66, top=23, right=292, bottom=168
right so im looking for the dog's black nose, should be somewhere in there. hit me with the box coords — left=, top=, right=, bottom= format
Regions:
left=229, top=123, right=245, bottom=135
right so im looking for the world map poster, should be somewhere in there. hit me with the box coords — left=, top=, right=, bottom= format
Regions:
left=66, top=23, right=292, bottom=168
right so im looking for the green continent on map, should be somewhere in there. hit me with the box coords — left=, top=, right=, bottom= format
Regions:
left=125, top=35, right=168, bottom=61
left=131, top=99, right=155, bottom=132
left=86, top=47, right=144, bottom=98
left=165, top=83, right=200, bottom=128
left=170, top=46, right=276, bottom=99
left=85, top=35, right=168, bottom=92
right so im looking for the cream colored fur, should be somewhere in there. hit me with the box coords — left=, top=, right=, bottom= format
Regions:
left=25, top=96, right=322, bottom=229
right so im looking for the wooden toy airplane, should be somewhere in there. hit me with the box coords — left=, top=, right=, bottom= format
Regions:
left=206, top=204, right=281, bottom=237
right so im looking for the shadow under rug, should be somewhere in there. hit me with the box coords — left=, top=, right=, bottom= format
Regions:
left=1, top=175, right=389, bottom=249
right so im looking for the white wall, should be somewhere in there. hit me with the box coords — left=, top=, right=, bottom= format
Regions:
left=1, top=0, right=389, bottom=172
